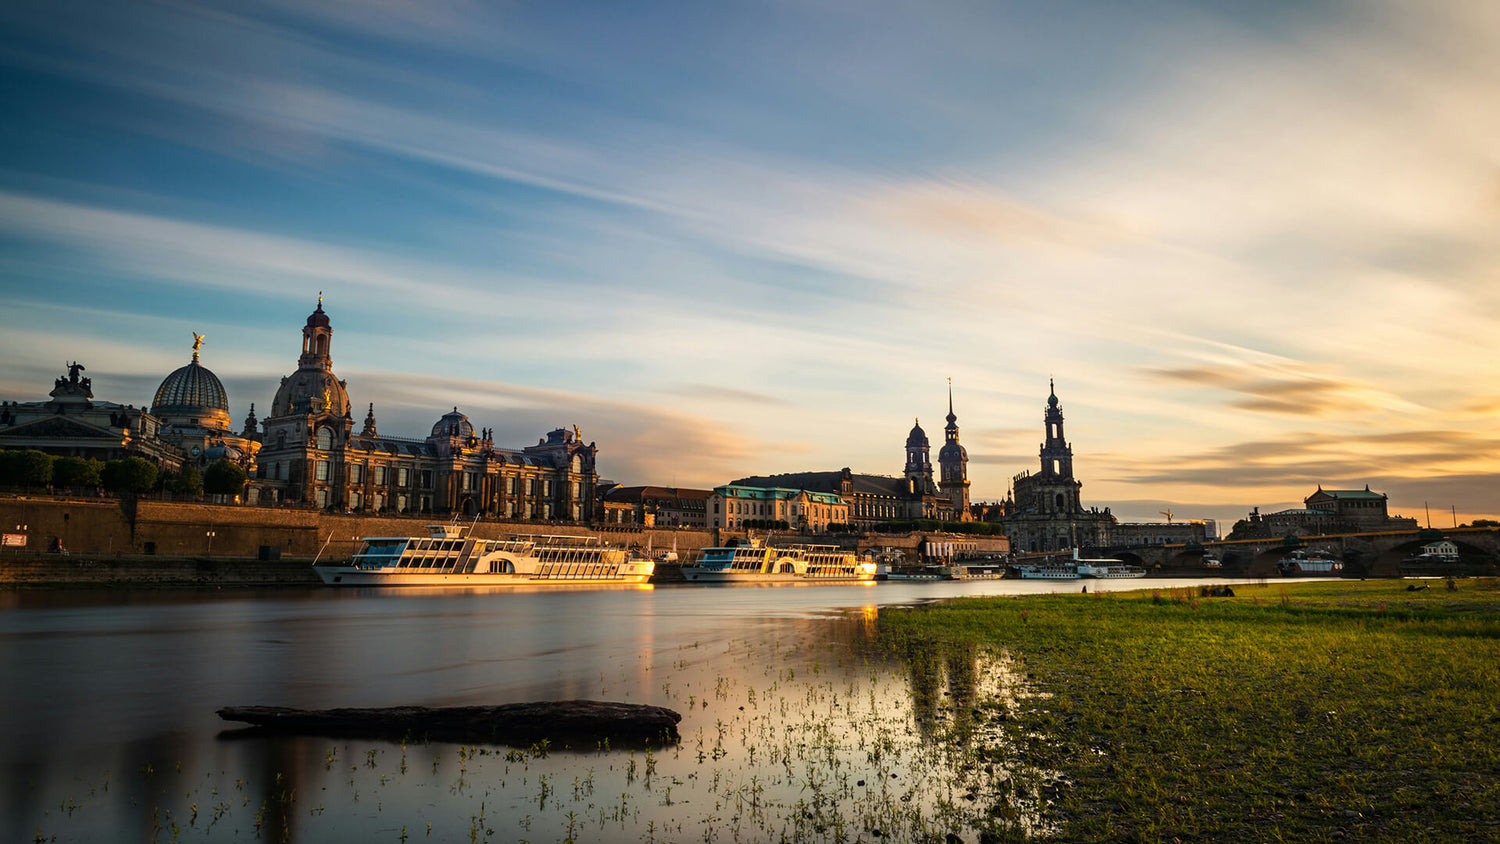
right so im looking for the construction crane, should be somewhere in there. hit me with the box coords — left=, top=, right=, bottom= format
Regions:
left=1159, top=509, right=1174, bottom=523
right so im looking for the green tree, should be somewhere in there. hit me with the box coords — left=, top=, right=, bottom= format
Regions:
left=203, top=459, right=249, bottom=499
left=102, top=457, right=158, bottom=496
left=53, top=456, right=103, bottom=490
left=170, top=465, right=204, bottom=498
left=14, top=450, right=55, bottom=488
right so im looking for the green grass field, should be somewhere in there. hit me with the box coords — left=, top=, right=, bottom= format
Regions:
left=877, top=579, right=1500, bottom=842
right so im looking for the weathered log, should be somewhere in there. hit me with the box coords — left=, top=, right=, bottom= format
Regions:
left=217, top=700, right=681, bottom=745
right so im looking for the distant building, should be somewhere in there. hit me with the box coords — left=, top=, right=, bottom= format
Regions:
left=1246, top=485, right=1420, bottom=537
left=151, top=337, right=261, bottom=470
left=996, top=381, right=1115, bottom=552
left=251, top=299, right=599, bottom=518
left=1420, top=540, right=1459, bottom=562
left=708, top=483, right=848, bottom=533
left=600, top=486, right=711, bottom=527
left=722, top=390, right=971, bottom=529
left=1109, top=521, right=1208, bottom=546
left=0, top=352, right=256, bottom=474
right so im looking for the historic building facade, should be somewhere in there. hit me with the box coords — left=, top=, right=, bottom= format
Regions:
left=721, top=391, right=970, bottom=529
left=250, top=300, right=599, bottom=519
left=151, top=335, right=261, bottom=470
left=0, top=343, right=263, bottom=476
left=1243, top=485, right=1419, bottom=537
left=599, top=486, right=711, bottom=527
left=708, top=483, right=848, bottom=532
left=0, top=362, right=183, bottom=469
left=997, top=382, right=1116, bottom=552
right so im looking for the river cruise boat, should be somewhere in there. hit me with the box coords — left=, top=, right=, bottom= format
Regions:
left=948, top=561, right=1009, bottom=580
left=1277, top=549, right=1343, bottom=576
left=883, top=564, right=950, bottom=581
left=1073, top=553, right=1147, bottom=579
left=315, top=525, right=655, bottom=586
left=1011, top=563, right=1081, bottom=580
left=681, top=543, right=878, bottom=583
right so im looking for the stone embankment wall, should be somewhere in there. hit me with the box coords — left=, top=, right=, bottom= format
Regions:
left=0, top=555, right=321, bottom=587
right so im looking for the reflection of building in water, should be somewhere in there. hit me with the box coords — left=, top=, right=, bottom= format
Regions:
left=905, top=640, right=982, bottom=740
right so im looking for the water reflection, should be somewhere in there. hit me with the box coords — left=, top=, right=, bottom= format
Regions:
left=5, top=592, right=1041, bottom=842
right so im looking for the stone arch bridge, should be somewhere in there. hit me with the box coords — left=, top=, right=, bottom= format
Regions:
left=1034, top=527, right=1500, bottom=578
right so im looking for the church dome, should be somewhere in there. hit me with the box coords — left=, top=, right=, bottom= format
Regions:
left=430, top=408, right=474, bottom=439
left=270, top=368, right=351, bottom=418
left=153, top=356, right=231, bottom=428
left=938, top=442, right=967, bottom=462
left=906, top=418, right=928, bottom=448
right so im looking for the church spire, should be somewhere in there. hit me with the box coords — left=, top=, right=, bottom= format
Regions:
left=939, top=380, right=970, bottom=518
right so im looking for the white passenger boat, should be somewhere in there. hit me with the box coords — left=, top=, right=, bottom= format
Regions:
left=681, top=543, right=877, bottom=583
left=1277, top=549, right=1343, bottom=576
left=1063, top=548, right=1146, bottom=579
left=884, top=564, right=950, bottom=581
left=315, top=525, right=655, bottom=586
left=1013, top=563, right=1081, bottom=580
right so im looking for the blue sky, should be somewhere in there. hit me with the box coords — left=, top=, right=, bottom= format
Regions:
left=1, top=0, right=1497, bottom=524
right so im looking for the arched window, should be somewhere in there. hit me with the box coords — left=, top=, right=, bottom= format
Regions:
left=316, top=427, right=333, bottom=450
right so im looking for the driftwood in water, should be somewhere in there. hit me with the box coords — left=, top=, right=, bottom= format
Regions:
left=218, top=700, right=681, bottom=744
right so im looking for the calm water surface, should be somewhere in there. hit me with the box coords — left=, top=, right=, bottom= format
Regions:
left=1, top=577, right=1245, bottom=842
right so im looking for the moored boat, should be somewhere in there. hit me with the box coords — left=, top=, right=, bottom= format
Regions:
left=1070, top=549, right=1146, bottom=579
left=1011, top=563, right=1081, bottom=580
left=948, top=561, right=1008, bottom=580
left=1277, top=549, right=1343, bottom=576
left=681, top=543, right=877, bottom=583
left=315, top=524, right=654, bottom=586
left=1073, top=561, right=1147, bottom=579
left=884, top=564, right=950, bottom=581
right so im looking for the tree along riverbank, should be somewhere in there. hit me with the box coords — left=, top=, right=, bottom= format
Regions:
left=876, top=578, right=1500, bottom=842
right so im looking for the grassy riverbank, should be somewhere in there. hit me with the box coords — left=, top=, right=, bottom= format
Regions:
left=878, top=579, right=1500, bottom=842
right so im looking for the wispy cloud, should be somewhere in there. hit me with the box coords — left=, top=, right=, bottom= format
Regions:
left=665, top=384, right=791, bottom=407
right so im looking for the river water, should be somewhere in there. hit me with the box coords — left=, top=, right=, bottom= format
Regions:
left=1, top=577, right=1245, bottom=842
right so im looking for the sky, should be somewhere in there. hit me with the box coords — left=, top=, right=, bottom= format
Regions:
left=1, top=0, right=1497, bottom=526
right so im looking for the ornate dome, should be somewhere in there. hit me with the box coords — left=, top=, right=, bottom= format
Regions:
left=938, top=441, right=967, bottom=461
left=270, top=368, right=351, bottom=418
left=430, top=407, right=474, bottom=439
left=905, top=418, right=928, bottom=448
left=153, top=356, right=231, bottom=429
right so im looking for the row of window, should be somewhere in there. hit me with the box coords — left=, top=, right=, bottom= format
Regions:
left=266, top=460, right=581, bottom=500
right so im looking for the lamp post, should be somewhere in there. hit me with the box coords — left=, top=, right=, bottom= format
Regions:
left=206, top=530, right=216, bottom=558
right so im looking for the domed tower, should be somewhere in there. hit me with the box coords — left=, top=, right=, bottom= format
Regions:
left=904, top=418, right=935, bottom=492
left=152, top=333, right=248, bottom=466
left=937, top=382, right=971, bottom=519
left=269, top=297, right=351, bottom=420
left=153, top=343, right=231, bottom=434
left=258, top=297, right=354, bottom=507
